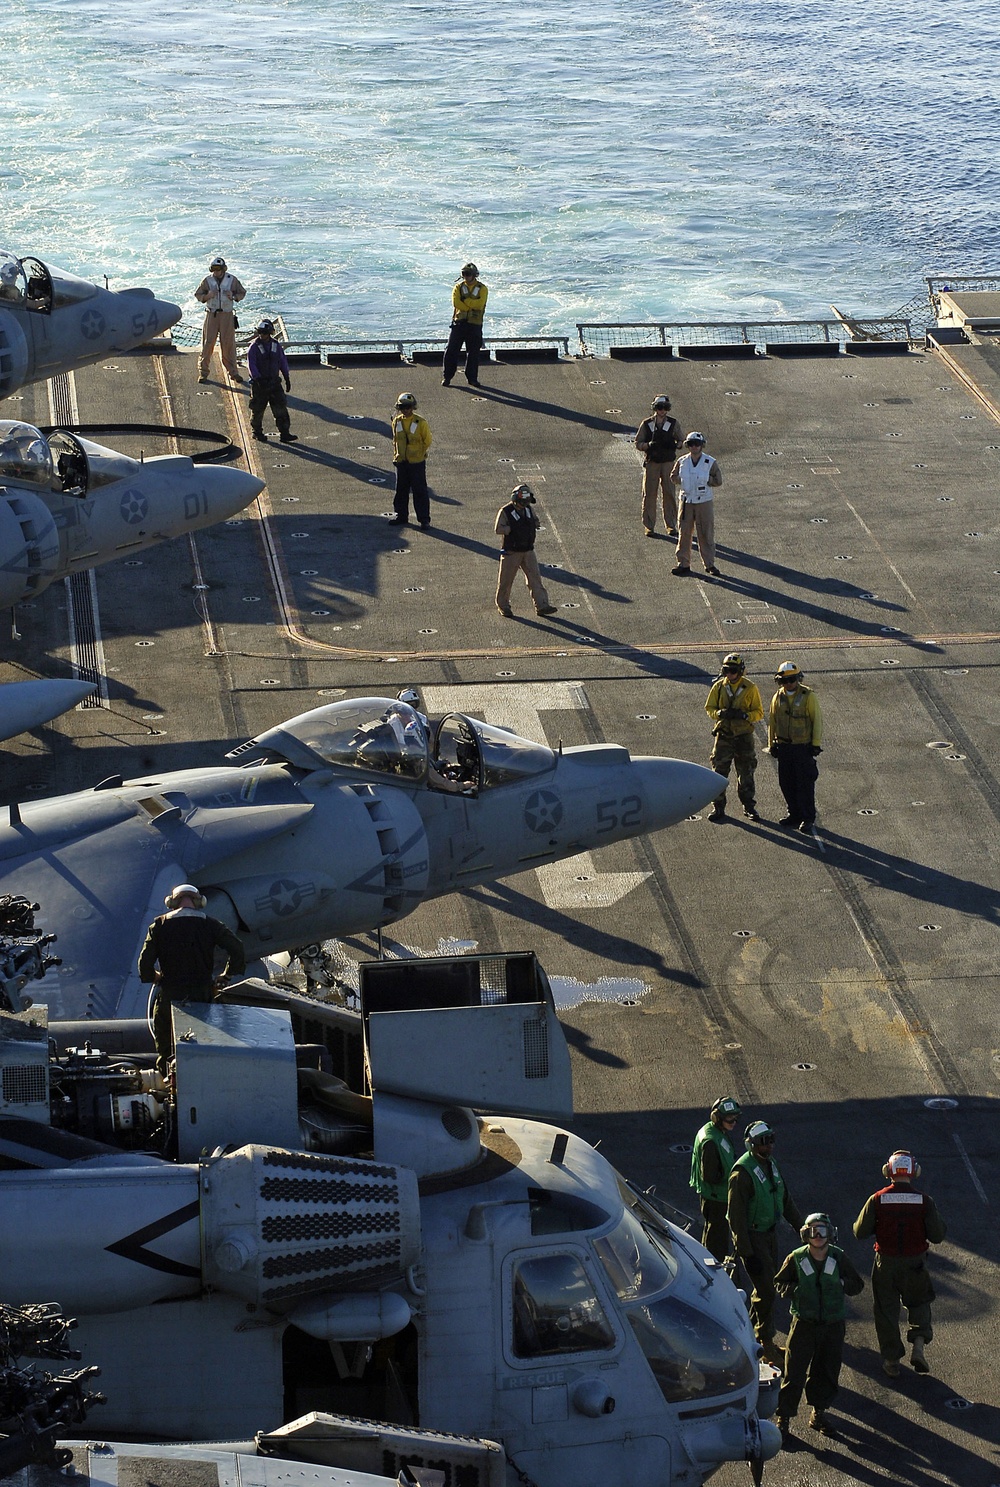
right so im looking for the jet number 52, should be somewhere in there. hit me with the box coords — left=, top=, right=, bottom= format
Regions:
left=595, top=795, right=642, bottom=833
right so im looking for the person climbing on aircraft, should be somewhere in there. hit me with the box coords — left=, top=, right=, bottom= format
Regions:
left=138, top=884, right=246, bottom=1074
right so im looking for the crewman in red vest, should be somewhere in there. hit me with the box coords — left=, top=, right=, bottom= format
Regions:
left=853, top=1150, right=946, bottom=1377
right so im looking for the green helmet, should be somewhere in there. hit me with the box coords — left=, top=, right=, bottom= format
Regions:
left=711, top=1096, right=741, bottom=1123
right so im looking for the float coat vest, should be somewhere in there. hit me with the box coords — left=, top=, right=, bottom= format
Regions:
left=198, top=273, right=240, bottom=313
left=733, top=1149, right=787, bottom=1231
left=873, top=1185, right=931, bottom=1256
left=691, top=1121, right=738, bottom=1202
left=771, top=685, right=816, bottom=745
left=788, top=1244, right=849, bottom=1322
left=453, top=281, right=488, bottom=325
left=676, top=453, right=717, bottom=502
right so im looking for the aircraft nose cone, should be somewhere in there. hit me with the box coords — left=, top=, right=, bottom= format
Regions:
left=154, top=297, right=182, bottom=333
left=202, top=464, right=265, bottom=518
left=633, top=757, right=723, bottom=828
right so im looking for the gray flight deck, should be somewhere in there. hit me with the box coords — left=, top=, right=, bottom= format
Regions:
left=3, top=333, right=1000, bottom=1484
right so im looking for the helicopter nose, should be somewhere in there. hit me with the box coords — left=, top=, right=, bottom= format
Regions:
left=201, top=464, right=265, bottom=519
left=632, top=757, right=722, bottom=828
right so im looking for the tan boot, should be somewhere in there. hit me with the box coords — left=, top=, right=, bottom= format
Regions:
left=809, top=1408, right=837, bottom=1437
left=910, top=1337, right=930, bottom=1373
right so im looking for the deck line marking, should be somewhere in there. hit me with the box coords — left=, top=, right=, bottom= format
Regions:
left=839, top=898, right=940, bottom=1091
left=842, top=498, right=919, bottom=604
left=152, top=355, right=220, bottom=657
left=951, top=1132, right=990, bottom=1206
left=51, top=370, right=110, bottom=708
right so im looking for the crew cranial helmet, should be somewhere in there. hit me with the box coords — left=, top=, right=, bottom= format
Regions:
left=801, top=1211, right=837, bottom=1243
left=711, top=1095, right=741, bottom=1122
left=461, top=262, right=479, bottom=276
left=165, top=882, right=206, bottom=909
left=775, top=660, right=802, bottom=683
left=722, top=653, right=745, bottom=674
left=651, top=395, right=672, bottom=410
left=256, top=319, right=275, bottom=335
left=745, top=1120, right=775, bottom=1149
left=396, top=392, right=417, bottom=408
left=883, top=1149, right=920, bottom=1180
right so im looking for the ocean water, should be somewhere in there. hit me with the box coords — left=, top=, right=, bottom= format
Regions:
left=2, top=0, right=997, bottom=338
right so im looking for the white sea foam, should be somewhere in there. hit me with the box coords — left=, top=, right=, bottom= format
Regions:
left=3, top=0, right=996, bottom=336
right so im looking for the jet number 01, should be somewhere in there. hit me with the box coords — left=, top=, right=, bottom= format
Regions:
left=595, top=795, right=641, bottom=833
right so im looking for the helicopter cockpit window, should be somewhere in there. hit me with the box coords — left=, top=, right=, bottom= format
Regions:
left=529, top=1190, right=611, bottom=1236
left=47, top=431, right=89, bottom=497
left=592, top=1205, right=678, bottom=1303
left=511, top=1253, right=616, bottom=1359
left=434, top=714, right=555, bottom=794
left=0, top=422, right=54, bottom=491
left=627, top=1295, right=755, bottom=1404
left=0, top=253, right=25, bottom=304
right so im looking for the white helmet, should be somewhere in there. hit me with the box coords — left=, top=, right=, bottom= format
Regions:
left=774, top=661, right=802, bottom=683
left=165, top=883, right=206, bottom=909
left=397, top=688, right=420, bottom=706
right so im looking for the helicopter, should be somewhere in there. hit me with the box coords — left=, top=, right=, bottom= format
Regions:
left=0, top=948, right=780, bottom=1485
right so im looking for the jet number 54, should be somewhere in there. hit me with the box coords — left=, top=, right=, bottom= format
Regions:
left=595, top=795, right=642, bottom=833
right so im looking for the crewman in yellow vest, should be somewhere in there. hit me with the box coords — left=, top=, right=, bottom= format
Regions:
left=705, top=653, right=764, bottom=822
left=768, top=661, right=822, bottom=833
left=728, top=1120, right=804, bottom=1366
left=442, top=263, right=488, bottom=388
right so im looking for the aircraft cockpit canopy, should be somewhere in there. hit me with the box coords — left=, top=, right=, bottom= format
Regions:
left=0, top=421, right=53, bottom=491
left=0, top=422, right=89, bottom=497
left=0, top=254, right=53, bottom=312
left=234, top=697, right=557, bottom=794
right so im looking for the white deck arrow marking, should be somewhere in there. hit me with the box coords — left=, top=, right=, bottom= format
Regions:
left=422, top=683, right=651, bottom=910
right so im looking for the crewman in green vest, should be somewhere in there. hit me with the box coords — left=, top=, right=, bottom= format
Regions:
left=774, top=1212, right=864, bottom=1444
left=690, top=1096, right=742, bottom=1261
left=728, top=1120, right=804, bottom=1366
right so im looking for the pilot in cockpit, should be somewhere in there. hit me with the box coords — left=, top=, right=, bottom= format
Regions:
left=0, top=256, right=21, bottom=302
left=393, top=689, right=477, bottom=796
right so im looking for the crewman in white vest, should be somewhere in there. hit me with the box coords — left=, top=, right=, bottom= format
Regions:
left=670, top=431, right=723, bottom=577
left=194, top=256, right=247, bottom=384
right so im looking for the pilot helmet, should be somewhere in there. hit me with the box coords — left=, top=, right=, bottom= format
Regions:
left=511, top=483, right=536, bottom=504
left=801, top=1211, right=837, bottom=1244
left=711, top=1095, right=741, bottom=1124
left=255, top=319, right=275, bottom=336
left=395, top=392, right=417, bottom=409
left=209, top=256, right=227, bottom=269
left=165, top=883, right=206, bottom=909
left=651, top=395, right=672, bottom=410
left=461, top=262, right=479, bottom=277
left=397, top=688, right=421, bottom=706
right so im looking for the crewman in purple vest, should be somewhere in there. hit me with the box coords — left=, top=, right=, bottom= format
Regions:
left=853, top=1149, right=946, bottom=1377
